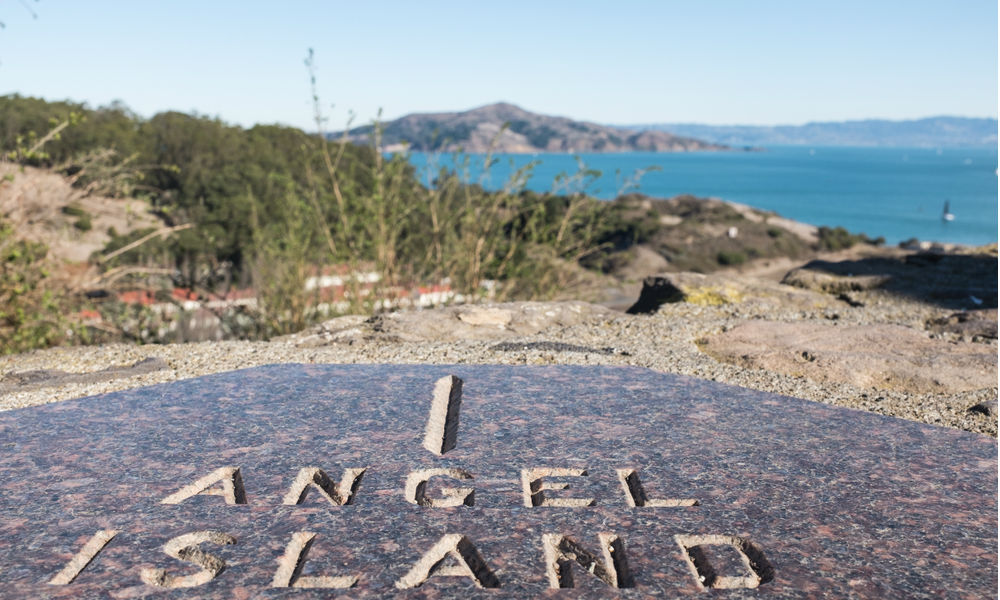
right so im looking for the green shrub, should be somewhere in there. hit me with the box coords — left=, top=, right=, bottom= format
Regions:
left=0, top=219, right=71, bottom=354
left=73, top=214, right=92, bottom=232
left=716, top=250, right=747, bottom=265
left=817, top=226, right=876, bottom=251
left=61, top=203, right=87, bottom=217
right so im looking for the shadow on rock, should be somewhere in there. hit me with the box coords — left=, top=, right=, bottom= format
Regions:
left=782, top=252, right=998, bottom=311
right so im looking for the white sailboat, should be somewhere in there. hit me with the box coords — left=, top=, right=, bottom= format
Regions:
left=942, top=200, right=955, bottom=222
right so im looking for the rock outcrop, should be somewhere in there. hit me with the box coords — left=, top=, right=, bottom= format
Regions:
left=700, top=321, right=996, bottom=395
left=627, top=272, right=836, bottom=314
left=284, top=302, right=615, bottom=345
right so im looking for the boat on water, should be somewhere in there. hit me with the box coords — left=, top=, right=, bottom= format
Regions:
left=942, top=200, right=955, bottom=222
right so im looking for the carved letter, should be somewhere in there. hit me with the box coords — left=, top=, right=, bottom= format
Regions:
left=48, top=529, right=119, bottom=585
left=617, top=469, right=698, bottom=507
left=405, top=469, right=474, bottom=507
left=674, top=534, right=774, bottom=589
left=521, top=468, right=594, bottom=507
left=396, top=534, right=500, bottom=589
left=542, top=533, right=633, bottom=588
left=272, top=531, right=358, bottom=588
left=282, top=467, right=367, bottom=506
left=161, top=466, right=246, bottom=505
left=140, top=531, right=237, bottom=588
left=423, top=375, right=463, bottom=455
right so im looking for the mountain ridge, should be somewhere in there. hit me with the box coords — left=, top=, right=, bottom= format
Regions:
left=621, top=117, right=998, bottom=147
left=338, top=103, right=729, bottom=153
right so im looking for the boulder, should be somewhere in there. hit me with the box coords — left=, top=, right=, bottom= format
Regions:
left=781, top=268, right=890, bottom=295
left=700, top=321, right=997, bottom=395
left=280, top=315, right=369, bottom=346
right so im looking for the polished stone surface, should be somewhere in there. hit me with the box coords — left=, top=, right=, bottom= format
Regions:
left=0, top=364, right=994, bottom=597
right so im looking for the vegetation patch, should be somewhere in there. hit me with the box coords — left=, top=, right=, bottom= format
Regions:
left=0, top=219, right=76, bottom=354
left=716, top=250, right=747, bottom=266
left=685, top=285, right=743, bottom=306
left=817, top=226, right=884, bottom=251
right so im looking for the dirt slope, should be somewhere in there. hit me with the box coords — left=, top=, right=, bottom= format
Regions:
left=0, top=164, right=160, bottom=266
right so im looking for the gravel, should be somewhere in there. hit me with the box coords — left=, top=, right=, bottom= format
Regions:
left=1, top=299, right=995, bottom=438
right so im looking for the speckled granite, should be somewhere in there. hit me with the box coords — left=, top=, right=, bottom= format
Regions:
left=0, top=364, right=994, bottom=597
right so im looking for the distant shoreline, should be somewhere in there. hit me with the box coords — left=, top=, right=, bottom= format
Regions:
left=404, top=146, right=998, bottom=248
left=614, top=116, right=998, bottom=148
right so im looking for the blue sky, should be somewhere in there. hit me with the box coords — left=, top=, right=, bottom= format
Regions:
left=1, top=1, right=996, bottom=130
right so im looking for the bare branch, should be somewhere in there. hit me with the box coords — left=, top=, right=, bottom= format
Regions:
left=97, top=223, right=193, bottom=265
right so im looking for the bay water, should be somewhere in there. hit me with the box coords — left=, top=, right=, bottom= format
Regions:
left=408, top=146, right=998, bottom=246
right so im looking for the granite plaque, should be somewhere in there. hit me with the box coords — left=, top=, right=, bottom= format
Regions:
left=0, top=364, right=995, bottom=597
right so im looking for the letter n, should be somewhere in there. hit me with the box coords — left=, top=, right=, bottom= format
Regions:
left=542, top=533, right=634, bottom=588
left=282, top=467, right=367, bottom=506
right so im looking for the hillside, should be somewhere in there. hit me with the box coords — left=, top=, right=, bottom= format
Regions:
left=0, top=164, right=160, bottom=263
left=339, top=103, right=729, bottom=153
left=625, top=117, right=998, bottom=147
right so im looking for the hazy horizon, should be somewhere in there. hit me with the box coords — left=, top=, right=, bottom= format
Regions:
left=2, top=92, right=997, bottom=133
left=0, top=1, right=995, bottom=131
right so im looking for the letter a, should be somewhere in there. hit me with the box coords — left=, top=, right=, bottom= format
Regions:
left=161, top=467, right=247, bottom=505
left=396, top=534, right=500, bottom=589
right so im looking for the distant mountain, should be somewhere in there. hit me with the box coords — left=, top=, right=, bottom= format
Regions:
left=622, top=117, right=998, bottom=148
left=338, top=103, right=728, bottom=153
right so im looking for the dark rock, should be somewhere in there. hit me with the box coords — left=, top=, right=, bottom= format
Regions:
left=836, top=292, right=865, bottom=307
left=969, top=398, right=998, bottom=418
left=926, top=309, right=998, bottom=341
left=626, top=276, right=686, bottom=314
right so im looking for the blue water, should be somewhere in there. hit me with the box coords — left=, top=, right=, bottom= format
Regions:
left=408, top=146, right=998, bottom=246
